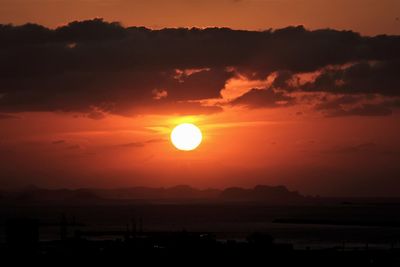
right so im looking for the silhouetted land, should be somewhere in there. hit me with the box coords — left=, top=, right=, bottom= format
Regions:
left=1, top=185, right=400, bottom=265
left=0, top=184, right=311, bottom=204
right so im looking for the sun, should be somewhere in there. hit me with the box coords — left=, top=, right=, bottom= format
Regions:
left=170, top=123, right=203, bottom=151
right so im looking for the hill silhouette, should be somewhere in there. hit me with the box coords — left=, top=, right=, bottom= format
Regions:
left=0, top=185, right=311, bottom=204
left=220, top=185, right=308, bottom=204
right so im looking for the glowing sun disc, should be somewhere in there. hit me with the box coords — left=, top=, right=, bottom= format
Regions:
left=170, top=123, right=202, bottom=151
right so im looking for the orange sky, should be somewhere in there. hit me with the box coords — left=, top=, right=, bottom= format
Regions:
left=0, top=1, right=400, bottom=196
left=1, top=99, right=399, bottom=196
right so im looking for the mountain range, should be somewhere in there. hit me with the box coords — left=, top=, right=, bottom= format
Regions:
left=0, top=185, right=312, bottom=205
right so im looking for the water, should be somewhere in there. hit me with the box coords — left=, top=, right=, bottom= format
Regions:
left=1, top=203, right=400, bottom=249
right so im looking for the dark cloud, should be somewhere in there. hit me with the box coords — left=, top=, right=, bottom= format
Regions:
left=66, top=144, right=81, bottom=150
left=324, top=104, right=393, bottom=117
left=313, top=94, right=399, bottom=117
left=271, top=70, right=294, bottom=89
left=118, top=138, right=166, bottom=148
left=230, top=88, right=294, bottom=108
left=0, top=19, right=400, bottom=116
left=0, top=113, right=21, bottom=119
left=314, top=95, right=361, bottom=111
left=301, top=61, right=400, bottom=96
left=52, top=140, right=66, bottom=145
left=382, top=98, right=400, bottom=108
left=119, top=142, right=145, bottom=148
left=323, top=142, right=400, bottom=157
left=325, top=142, right=378, bottom=154
left=51, top=140, right=86, bottom=151
left=85, top=107, right=108, bottom=120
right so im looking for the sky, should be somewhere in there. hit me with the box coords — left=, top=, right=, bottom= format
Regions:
left=1, top=0, right=400, bottom=35
left=0, top=0, right=400, bottom=196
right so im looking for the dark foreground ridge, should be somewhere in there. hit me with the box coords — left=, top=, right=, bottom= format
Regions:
left=2, top=186, right=400, bottom=265
left=1, top=218, right=400, bottom=266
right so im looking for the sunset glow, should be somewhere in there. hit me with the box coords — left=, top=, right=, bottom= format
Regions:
left=0, top=2, right=399, bottom=197
left=1, top=1, right=400, bottom=263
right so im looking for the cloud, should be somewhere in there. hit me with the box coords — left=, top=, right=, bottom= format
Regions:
left=119, top=142, right=145, bottom=148
left=0, top=113, right=21, bottom=119
left=312, top=93, right=400, bottom=117
left=230, top=88, right=294, bottom=108
left=323, top=142, right=400, bottom=157
left=52, top=140, right=66, bottom=145
left=66, top=144, right=82, bottom=150
left=324, top=103, right=393, bottom=117
left=85, top=107, right=108, bottom=120
left=301, top=61, right=400, bottom=96
left=325, top=142, right=378, bottom=154
left=0, top=19, right=400, bottom=116
left=314, top=95, right=361, bottom=111
left=118, top=138, right=166, bottom=148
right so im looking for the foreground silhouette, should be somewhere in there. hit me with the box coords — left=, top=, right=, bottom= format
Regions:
left=1, top=217, right=400, bottom=265
left=1, top=185, right=400, bottom=265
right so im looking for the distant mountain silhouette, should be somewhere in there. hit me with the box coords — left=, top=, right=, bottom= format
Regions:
left=220, top=185, right=308, bottom=204
left=91, top=185, right=220, bottom=200
left=0, top=184, right=313, bottom=204
left=10, top=187, right=101, bottom=204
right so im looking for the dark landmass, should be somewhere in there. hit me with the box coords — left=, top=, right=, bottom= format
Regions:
left=1, top=218, right=400, bottom=266
left=274, top=218, right=400, bottom=228
left=0, top=184, right=314, bottom=205
left=1, top=185, right=400, bottom=261
left=1, top=184, right=400, bottom=206
left=220, top=185, right=306, bottom=203
left=1, top=185, right=400, bottom=265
